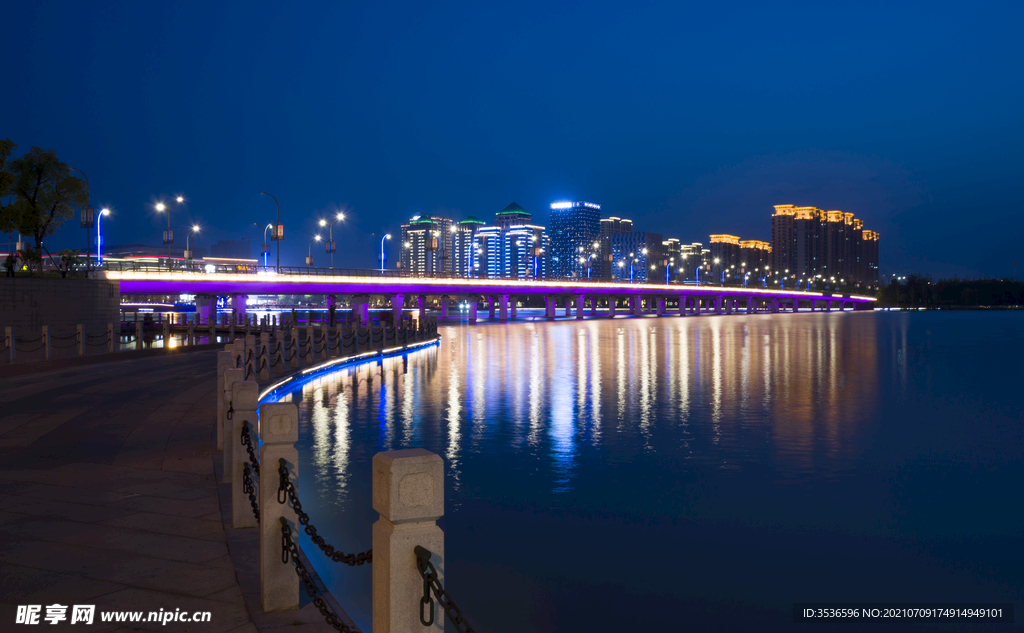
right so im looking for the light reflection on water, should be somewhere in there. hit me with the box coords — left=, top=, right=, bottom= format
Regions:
left=271, top=312, right=1024, bottom=632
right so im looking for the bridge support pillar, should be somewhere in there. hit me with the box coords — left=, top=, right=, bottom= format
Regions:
left=488, top=296, right=496, bottom=319
left=609, top=297, right=617, bottom=318
left=657, top=297, right=666, bottom=316
left=564, top=298, right=572, bottom=318
left=772, top=297, right=780, bottom=313
left=590, top=296, right=598, bottom=316
left=196, top=295, right=214, bottom=325
left=232, top=294, right=248, bottom=324
left=631, top=295, right=642, bottom=317
left=544, top=296, right=556, bottom=320
left=715, top=295, right=724, bottom=315
left=510, top=298, right=516, bottom=320
left=793, top=299, right=800, bottom=312
left=469, top=297, right=478, bottom=324
left=440, top=295, right=449, bottom=320
left=391, top=294, right=404, bottom=325
left=826, top=300, right=832, bottom=312
left=354, top=295, right=370, bottom=328
left=575, top=295, right=586, bottom=319
left=500, top=295, right=510, bottom=321
left=678, top=296, right=687, bottom=316
left=417, top=295, right=427, bottom=322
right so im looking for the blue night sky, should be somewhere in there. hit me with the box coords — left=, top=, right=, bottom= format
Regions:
left=3, top=1, right=1021, bottom=278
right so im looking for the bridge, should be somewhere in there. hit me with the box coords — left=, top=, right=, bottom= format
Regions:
left=102, top=263, right=875, bottom=325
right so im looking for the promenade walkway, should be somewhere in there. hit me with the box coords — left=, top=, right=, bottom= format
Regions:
left=0, top=351, right=335, bottom=632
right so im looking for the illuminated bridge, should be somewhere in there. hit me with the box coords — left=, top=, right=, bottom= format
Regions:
left=103, top=264, right=875, bottom=324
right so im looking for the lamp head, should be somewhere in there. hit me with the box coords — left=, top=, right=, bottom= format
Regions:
left=101, top=208, right=110, bottom=215
left=319, top=219, right=327, bottom=227
left=155, top=203, right=166, bottom=212
left=315, top=234, right=322, bottom=241
left=337, top=212, right=345, bottom=220
left=385, top=234, right=392, bottom=239
left=175, top=196, right=184, bottom=203
left=192, top=225, right=200, bottom=232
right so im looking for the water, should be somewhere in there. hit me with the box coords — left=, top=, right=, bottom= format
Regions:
left=267, top=312, right=1024, bottom=631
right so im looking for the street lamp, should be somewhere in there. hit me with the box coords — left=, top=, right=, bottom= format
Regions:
left=254, top=223, right=273, bottom=268
left=307, top=235, right=321, bottom=267
left=69, top=166, right=93, bottom=273
left=97, top=209, right=109, bottom=265
left=155, top=196, right=184, bottom=262
left=380, top=233, right=391, bottom=274
left=322, top=213, right=344, bottom=270
left=260, top=191, right=282, bottom=271
left=185, top=225, right=200, bottom=261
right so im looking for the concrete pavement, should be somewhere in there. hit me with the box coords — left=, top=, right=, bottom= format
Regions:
left=0, top=351, right=344, bottom=632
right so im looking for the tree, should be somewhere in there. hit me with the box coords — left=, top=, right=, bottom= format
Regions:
left=0, top=139, right=16, bottom=234
left=6, top=147, right=88, bottom=271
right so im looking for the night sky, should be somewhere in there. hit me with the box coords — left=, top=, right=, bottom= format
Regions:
left=3, top=1, right=1021, bottom=278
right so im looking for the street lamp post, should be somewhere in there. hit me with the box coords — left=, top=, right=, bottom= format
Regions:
left=324, top=213, right=344, bottom=270
left=380, top=233, right=391, bottom=274
left=155, top=196, right=184, bottom=263
left=185, top=225, right=200, bottom=261
left=97, top=209, right=109, bottom=266
left=260, top=192, right=281, bottom=271
left=254, top=223, right=273, bottom=268
left=68, top=167, right=93, bottom=274
left=306, top=235, right=321, bottom=267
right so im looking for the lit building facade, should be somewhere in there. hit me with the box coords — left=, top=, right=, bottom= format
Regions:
left=595, top=216, right=632, bottom=279
left=549, top=201, right=601, bottom=279
left=399, top=215, right=455, bottom=276
left=453, top=216, right=485, bottom=277
left=709, top=234, right=741, bottom=280
left=474, top=202, right=548, bottom=279
left=771, top=204, right=879, bottom=287
left=608, top=232, right=665, bottom=283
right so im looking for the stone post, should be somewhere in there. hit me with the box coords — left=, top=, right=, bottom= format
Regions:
left=372, top=449, right=445, bottom=633
left=678, top=296, right=687, bottom=316
left=259, top=403, right=299, bottom=613
left=5, top=326, right=14, bottom=363
left=439, top=295, right=449, bottom=320
left=544, top=296, right=556, bottom=320
left=188, top=322, right=195, bottom=346
left=590, top=296, right=597, bottom=316
left=231, top=380, right=259, bottom=529
left=355, top=295, right=371, bottom=328
left=135, top=321, right=143, bottom=348
left=41, top=326, right=50, bottom=360
left=576, top=294, right=585, bottom=319
left=417, top=295, right=427, bottom=323
left=230, top=317, right=236, bottom=342
left=564, top=299, right=571, bottom=318
left=209, top=319, right=216, bottom=345
left=77, top=324, right=84, bottom=356
left=657, top=297, right=666, bottom=317
left=319, top=324, right=329, bottom=360
left=290, top=327, right=299, bottom=369
left=510, top=298, right=516, bottom=320
left=468, top=297, right=478, bottom=324
left=163, top=319, right=170, bottom=347
left=222, top=368, right=244, bottom=481
left=245, top=334, right=256, bottom=377
left=260, top=332, right=270, bottom=380
left=107, top=323, right=114, bottom=353
left=609, top=297, right=617, bottom=318
left=632, top=295, right=642, bottom=317
left=488, top=296, right=496, bottom=319
left=305, top=325, right=314, bottom=364
left=500, top=294, right=509, bottom=321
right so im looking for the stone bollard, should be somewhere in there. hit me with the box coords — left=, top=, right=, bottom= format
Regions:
left=259, top=332, right=270, bottom=380
left=373, top=449, right=445, bottom=632
left=245, top=334, right=256, bottom=377
left=231, top=380, right=260, bottom=529
left=222, top=368, right=244, bottom=482
left=76, top=324, right=84, bottom=356
left=290, top=327, right=299, bottom=369
left=42, top=326, right=51, bottom=360
left=259, top=402, right=299, bottom=612
left=305, top=325, right=314, bottom=364
left=216, top=351, right=234, bottom=451
left=107, top=323, right=114, bottom=353
left=5, top=326, right=14, bottom=363
left=135, top=320, right=143, bottom=349
left=319, top=324, right=328, bottom=360
left=188, top=322, right=194, bottom=346
left=163, top=320, right=170, bottom=347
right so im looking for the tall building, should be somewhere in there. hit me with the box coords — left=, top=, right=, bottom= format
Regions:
left=771, top=204, right=879, bottom=287
left=399, top=215, right=454, bottom=276
left=453, top=216, right=485, bottom=277
left=709, top=234, right=741, bottom=280
left=475, top=203, right=548, bottom=279
left=548, top=201, right=601, bottom=279
left=595, top=216, right=632, bottom=279
left=739, top=240, right=772, bottom=272
left=608, top=232, right=665, bottom=283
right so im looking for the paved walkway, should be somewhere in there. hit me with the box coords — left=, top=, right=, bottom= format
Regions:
left=0, top=352, right=338, bottom=632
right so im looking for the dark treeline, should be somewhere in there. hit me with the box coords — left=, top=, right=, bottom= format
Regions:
left=878, top=275, right=1024, bottom=308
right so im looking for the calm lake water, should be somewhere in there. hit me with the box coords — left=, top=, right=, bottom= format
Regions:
left=267, top=311, right=1024, bottom=631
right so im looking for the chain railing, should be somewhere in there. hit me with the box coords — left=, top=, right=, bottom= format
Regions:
left=277, top=459, right=372, bottom=566
left=241, top=422, right=261, bottom=523
left=415, top=546, right=476, bottom=632
left=280, top=519, right=362, bottom=633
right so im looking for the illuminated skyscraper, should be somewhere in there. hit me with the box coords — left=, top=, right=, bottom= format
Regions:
left=399, top=215, right=454, bottom=276
left=475, top=202, right=548, bottom=279
left=771, top=204, right=879, bottom=287
left=548, top=201, right=601, bottom=279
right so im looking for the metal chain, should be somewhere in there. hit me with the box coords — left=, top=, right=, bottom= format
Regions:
left=277, top=459, right=372, bottom=566
left=415, top=546, right=476, bottom=632
left=242, top=462, right=260, bottom=523
left=245, top=364, right=254, bottom=380
left=279, top=518, right=362, bottom=633
left=241, top=422, right=260, bottom=475
left=226, top=403, right=234, bottom=420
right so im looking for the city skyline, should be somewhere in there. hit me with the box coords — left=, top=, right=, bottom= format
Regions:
left=2, top=2, right=1020, bottom=279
